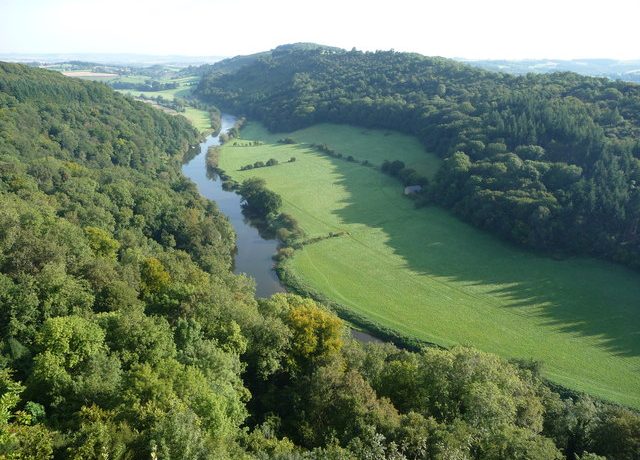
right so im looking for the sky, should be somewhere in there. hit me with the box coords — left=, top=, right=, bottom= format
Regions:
left=1, top=0, right=639, bottom=60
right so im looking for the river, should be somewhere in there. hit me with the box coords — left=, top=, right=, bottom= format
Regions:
left=181, top=114, right=284, bottom=298
left=182, top=114, right=381, bottom=343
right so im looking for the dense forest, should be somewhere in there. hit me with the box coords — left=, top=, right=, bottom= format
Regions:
left=1, top=63, right=639, bottom=459
left=196, top=45, right=640, bottom=269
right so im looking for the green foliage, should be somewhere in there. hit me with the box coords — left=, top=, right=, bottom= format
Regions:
left=589, top=406, right=640, bottom=459
left=0, top=369, right=54, bottom=459
left=282, top=296, right=344, bottom=374
left=197, top=46, right=640, bottom=269
left=1, top=60, right=638, bottom=459
left=239, top=177, right=283, bottom=217
left=65, top=405, right=135, bottom=460
left=140, top=257, right=171, bottom=297
left=29, top=316, right=121, bottom=411
left=98, top=306, right=176, bottom=369
left=84, top=226, right=120, bottom=260
left=149, top=408, right=211, bottom=460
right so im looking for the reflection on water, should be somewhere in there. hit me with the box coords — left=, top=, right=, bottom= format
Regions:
left=181, top=114, right=284, bottom=298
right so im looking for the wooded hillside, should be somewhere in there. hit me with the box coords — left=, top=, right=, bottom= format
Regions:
left=196, top=46, right=640, bottom=269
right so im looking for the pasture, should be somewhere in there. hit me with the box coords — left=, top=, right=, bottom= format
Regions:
left=61, top=71, right=118, bottom=79
left=182, top=106, right=212, bottom=132
left=218, top=122, right=640, bottom=408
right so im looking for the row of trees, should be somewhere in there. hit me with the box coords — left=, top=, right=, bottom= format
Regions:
left=240, top=158, right=280, bottom=171
left=110, top=79, right=178, bottom=92
left=381, top=159, right=429, bottom=186
left=196, top=47, right=640, bottom=268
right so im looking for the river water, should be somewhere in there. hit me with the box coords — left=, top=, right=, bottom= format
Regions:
left=181, top=114, right=284, bottom=298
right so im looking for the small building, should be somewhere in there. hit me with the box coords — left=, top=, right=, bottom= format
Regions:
left=404, top=185, right=423, bottom=195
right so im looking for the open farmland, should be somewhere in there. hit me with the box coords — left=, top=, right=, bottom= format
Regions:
left=218, top=121, right=640, bottom=408
left=61, top=71, right=118, bottom=79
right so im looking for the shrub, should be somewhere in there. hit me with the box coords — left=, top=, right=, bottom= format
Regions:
left=274, top=247, right=295, bottom=261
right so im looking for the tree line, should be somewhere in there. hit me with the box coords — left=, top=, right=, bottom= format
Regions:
left=110, top=79, right=178, bottom=92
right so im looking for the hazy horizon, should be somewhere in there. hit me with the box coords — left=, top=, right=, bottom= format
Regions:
left=2, top=0, right=640, bottom=61
left=3, top=50, right=640, bottom=65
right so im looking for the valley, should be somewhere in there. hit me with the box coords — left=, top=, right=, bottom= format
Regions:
left=218, top=121, right=640, bottom=408
left=3, top=30, right=640, bottom=456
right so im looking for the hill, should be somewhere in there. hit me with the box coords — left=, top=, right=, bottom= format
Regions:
left=193, top=43, right=342, bottom=77
left=195, top=45, right=640, bottom=270
left=464, top=58, right=640, bottom=83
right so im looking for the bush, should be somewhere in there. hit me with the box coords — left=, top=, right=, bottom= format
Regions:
left=274, top=247, right=295, bottom=261
left=381, top=160, right=405, bottom=176
left=239, top=177, right=282, bottom=217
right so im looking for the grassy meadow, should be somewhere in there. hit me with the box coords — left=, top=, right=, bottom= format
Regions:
left=114, top=75, right=197, bottom=100
left=218, top=122, right=640, bottom=408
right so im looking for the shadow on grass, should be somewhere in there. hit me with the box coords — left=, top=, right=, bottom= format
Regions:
left=310, top=152, right=640, bottom=359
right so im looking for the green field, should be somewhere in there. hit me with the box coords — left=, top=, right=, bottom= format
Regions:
left=117, top=88, right=182, bottom=99
left=181, top=106, right=212, bottom=132
left=112, top=75, right=211, bottom=132
left=218, top=122, right=640, bottom=408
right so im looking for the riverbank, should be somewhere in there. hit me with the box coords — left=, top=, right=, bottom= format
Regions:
left=182, top=116, right=383, bottom=345
left=181, top=115, right=284, bottom=298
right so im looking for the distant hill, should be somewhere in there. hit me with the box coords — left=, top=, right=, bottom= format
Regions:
left=465, top=58, right=640, bottom=83
left=0, top=52, right=226, bottom=66
left=192, top=42, right=344, bottom=77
